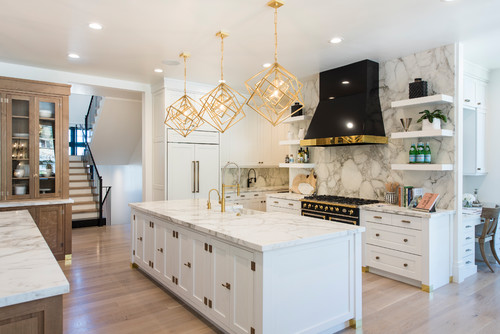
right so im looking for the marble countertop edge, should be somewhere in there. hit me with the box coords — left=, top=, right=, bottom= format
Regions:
left=361, top=203, right=455, bottom=218
left=0, top=198, right=74, bottom=208
left=0, top=283, right=70, bottom=308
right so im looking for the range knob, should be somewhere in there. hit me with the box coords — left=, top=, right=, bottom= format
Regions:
left=342, top=208, right=347, bottom=213
left=303, top=203, right=307, bottom=208
left=315, top=205, right=318, bottom=210
left=349, top=209, right=354, bottom=215
left=335, top=207, right=340, bottom=212
left=329, top=207, right=333, bottom=212
left=308, top=204, right=312, bottom=208
left=319, top=205, right=323, bottom=210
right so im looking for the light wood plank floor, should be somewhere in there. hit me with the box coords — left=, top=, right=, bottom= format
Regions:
left=60, top=224, right=500, bottom=334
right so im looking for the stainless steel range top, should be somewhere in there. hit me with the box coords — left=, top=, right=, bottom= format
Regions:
left=300, top=195, right=379, bottom=225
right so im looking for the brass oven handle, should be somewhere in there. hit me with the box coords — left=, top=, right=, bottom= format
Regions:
left=328, top=216, right=356, bottom=224
left=302, top=212, right=326, bottom=219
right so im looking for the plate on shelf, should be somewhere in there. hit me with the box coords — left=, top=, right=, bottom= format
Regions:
left=39, top=110, right=54, bottom=118
left=13, top=133, right=29, bottom=138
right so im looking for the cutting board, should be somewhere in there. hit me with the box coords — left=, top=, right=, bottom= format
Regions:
left=291, top=172, right=317, bottom=194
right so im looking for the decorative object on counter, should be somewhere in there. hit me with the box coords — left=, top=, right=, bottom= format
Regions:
left=165, top=52, right=204, bottom=137
left=409, top=78, right=428, bottom=99
left=245, top=0, right=304, bottom=126
left=291, top=102, right=303, bottom=117
left=384, top=182, right=399, bottom=204
left=400, top=118, right=412, bottom=132
left=291, top=171, right=316, bottom=194
left=463, top=193, right=476, bottom=207
left=398, top=185, right=423, bottom=208
left=298, top=127, right=305, bottom=140
left=414, top=193, right=439, bottom=212
left=200, top=31, right=246, bottom=134
left=409, top=143, right=416, bottom=163
left=472, top=188, right=482, bottom=207
left=417, top=109, right=447, bottom=131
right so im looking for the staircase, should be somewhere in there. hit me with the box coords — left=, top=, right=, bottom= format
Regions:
left=69, top=155, right=100, bottom=225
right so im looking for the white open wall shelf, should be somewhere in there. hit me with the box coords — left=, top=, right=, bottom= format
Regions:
left=279, top=163, right=316, bottom=169
left=279, top=139, right=301, bottom=145
left=391, top=129, right=454, bottom=139
left=282, top=115, right=312, bottom=123
left=390, top=94, right=454, bottom=108
left=391, top=164, right=453, bottom=171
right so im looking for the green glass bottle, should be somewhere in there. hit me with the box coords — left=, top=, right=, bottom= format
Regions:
left=424, top=142, right=431, bottom=163
left=416, top=142, right=425, bottom=163
left=409, top=144, right=417, bottom=163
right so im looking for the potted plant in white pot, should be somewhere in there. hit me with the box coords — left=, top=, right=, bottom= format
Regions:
left=417, top=109, right=447, bottom=131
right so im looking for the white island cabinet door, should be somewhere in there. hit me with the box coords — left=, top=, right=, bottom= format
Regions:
left=164, top=225, right=179, bottom=288
left=209, top=239, right=231, bottom=326
left=167, top=143, right=196, bottom=200
left=153, top=222, right=166, bottom=280
left=178, top=229, right=194, bottom=297
left=133, top=213, right=148, bottom=268
left=230, top=246, right=255, bottom=334
left=194, top=144, right=220, bottom=198
left=191, top=233, right=209, bottom=308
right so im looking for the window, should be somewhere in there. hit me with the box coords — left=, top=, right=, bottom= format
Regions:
left=69, top=127, right=86, bottom=156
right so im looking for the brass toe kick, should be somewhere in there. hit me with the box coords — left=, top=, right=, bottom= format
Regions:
left=65, top=254, right=72, bottom=260
left=421, top=284, right=433, bottom=293
left=349, top=319, right=362, bottom=329
left=131, top=262, right=138, bottom=269
left=362, top=266, right=369, bottom=273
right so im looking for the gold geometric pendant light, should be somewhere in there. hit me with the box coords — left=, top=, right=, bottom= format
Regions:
left=165, top=52, right=204, bottom=137
left=200, top=31, right=246, bottom=133
left=245, top=0, right=304, bottom=126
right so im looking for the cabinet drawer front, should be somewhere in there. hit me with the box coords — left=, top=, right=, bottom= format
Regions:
left=463, top=228, right=475, bottom=243
left=462, top=242, right=475, bottom=257
left=366, top=222, right=422, bottom=255
left=463, top=254, right=474, bottom=266
left=366, top=244, right=422, bottom=281
left=364, top=211, right=391, bottom=225
left=269, top=198, right=300, bottom=210
left=391, top=214, right=422, bottom=230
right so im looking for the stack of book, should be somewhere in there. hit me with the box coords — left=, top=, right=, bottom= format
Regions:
left=398, top=186, right=424, bottom=208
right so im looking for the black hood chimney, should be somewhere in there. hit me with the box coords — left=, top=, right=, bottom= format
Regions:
left=300, top=59, right=387, bottom=146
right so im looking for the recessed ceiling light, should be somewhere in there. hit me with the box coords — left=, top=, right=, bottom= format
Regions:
left=328, top=96, right=335, bottom=100
left=89, top=22, right=103, bottom=30
left=346, top=122, right=354, bottom=129
left=342, top=81, right=350, bottom=85
left=263, top=63, right=272, bottom=68
left=329, top=37, right=343, bottom=44
left=68, top=53, right=80, bottom=59
left=154, top=68, right=163, bottom=73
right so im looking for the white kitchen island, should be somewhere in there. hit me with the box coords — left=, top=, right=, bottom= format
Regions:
left=130, top=199, right=365, bottom=334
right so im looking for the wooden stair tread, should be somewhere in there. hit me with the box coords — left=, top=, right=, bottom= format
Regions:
left=72, top=201, right=98, bottom=205
left=72, top=208, right=99, bottom=214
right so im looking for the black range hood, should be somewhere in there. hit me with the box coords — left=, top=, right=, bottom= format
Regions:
left=300, top=59, right=387, bottom=147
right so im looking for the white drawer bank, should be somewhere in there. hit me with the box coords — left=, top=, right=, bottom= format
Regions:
left=130, top=199, right=364, bottom=334
left=360, top=205, right=454, bottom=292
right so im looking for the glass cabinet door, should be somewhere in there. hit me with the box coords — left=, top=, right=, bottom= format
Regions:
left=37, top=98, right=59, bottom=197
left=7, top=95, right=32, bottom=199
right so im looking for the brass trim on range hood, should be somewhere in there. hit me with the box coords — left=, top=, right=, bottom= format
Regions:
left=300, top=135, right=388, bottom=147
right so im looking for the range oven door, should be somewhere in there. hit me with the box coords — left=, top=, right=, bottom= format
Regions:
left=301, top=209, right=358, bottom=225
left=301, top=211, right=327, bottom=220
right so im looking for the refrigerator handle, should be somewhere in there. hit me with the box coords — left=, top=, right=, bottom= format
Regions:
left=192, top=161, right=196, bottom=193
left=196, top=161, right=200, bottom=193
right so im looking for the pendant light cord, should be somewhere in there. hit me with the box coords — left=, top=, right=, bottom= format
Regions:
left=183, top=56, right=187, bottom=95
left=274, top=6, right=278, bottom=64
left=221, top=35, right=224, bottom=81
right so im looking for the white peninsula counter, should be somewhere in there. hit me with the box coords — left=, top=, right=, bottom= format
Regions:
left=130, top=199, right=365, bottom=334
left=0, top=210, right=69, bottom=334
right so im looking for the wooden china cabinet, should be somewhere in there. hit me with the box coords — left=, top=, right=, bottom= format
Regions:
left=0, top=76, right=71, bottom=260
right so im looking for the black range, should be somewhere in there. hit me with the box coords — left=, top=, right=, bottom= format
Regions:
left=300, top=195, right=379, bottom=225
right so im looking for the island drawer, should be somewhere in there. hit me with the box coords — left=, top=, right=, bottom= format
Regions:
left=391, top=214, right=422, bottom=230
left=268, top=198, right=301, bottom=210
left=366, top=244, right=422, bottom=281
left=364, top=211, right=392, bottom=225
left=365, top=222, right=422, bottom=255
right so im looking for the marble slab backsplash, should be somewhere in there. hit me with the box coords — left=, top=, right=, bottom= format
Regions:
left=222, top=168, right=289, bottom=189
left=300, top=45, right=456, bottom=209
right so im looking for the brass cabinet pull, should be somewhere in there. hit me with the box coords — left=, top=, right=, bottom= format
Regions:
left=465, top=225, right=472, bottom=228
left=477, top=102, right=482, bottom=105
left=465, top=249, right=472, bottom=252
left=403, top=238, right=408, bottom=243
left=240, top=194, right=246, bottom=197
left=184, top=262, right=191, bottom=268
left=157, top=248, right=163, bottom=253
left=401, top=220, right=411, bottom=223
left=373, top=216, right=382, bottom=219
left=254, top=194, right=259, bottom=197
left=137, top=237, right=143, bottom=241
left=274, top=201, right=279, bottom=204
left=288, top=203, right=294, bottom=206
left=466, top=261, right=472, bottom=264
left=464, top=99, right=471, bottom=102
left=404, top=263, right=408, bottom=267
left=375, top=256, right=380, bottom=260
left=375, top=233, right=380, bottom=237
left=466, top=236, right=472, bottom=240
left=221, top=282, right=231, bottom=290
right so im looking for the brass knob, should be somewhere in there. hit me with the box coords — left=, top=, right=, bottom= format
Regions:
left=375, top=233, right=380, bottom=237
left=349, top=209, right=354, bottom=215
left=319, top=205, right=323, bottom=210
left=184, top=262, right=191, bottom=268
left=308, top=204, right=312, bottom=208
left=221, top=282, right=231, bottom=290
left=375, top=256, right=380, bottom=260
left=157, top=248, right=163, bottom=253
left=335, top=207, right=339, bottom=212
left=403, top=239, right=408, bottom=243
left=137, top=237, right=142, bottom=241
left=342, top=208, right=346, bottom=213
left=330, top=207, right=333, bottom=211
left=404, top=263, right=408, bottom=267
left=315, top=205, right=318, bottom=209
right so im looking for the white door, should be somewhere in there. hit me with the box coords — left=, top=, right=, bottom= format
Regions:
left=463, top=76, right=476, bottom=108
left=167, top=143, right=196, bottom=200
left=164, top=224, right=179, bottom=288
left=134, top=214, right=148, bottom=268
left=194, top=144, right=220, bottom=198
left=462, top=108, right=476, bottom=175
left=230, top=247, right=255, bottom=334
left=191, top=234, right=209, bottom=308
left=475, top=81, right=487, bottom=109
left=153, top=222, right=166, bottom=280
left=209, top=239, right=231, bottom=326
left=178, top=229, right=194, bottom=297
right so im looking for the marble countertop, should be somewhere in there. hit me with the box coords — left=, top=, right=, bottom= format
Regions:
left=267, top=192, right=306, bottom=201
left=225, top=185, right=288, bottom=194
left=361, top=203, right=455, bottom=218
left=0, top=210, right=69, bottom=308
left=0, top=198, right=74, bottom=208
left=462, top=207, right=482, bottom=217
left=130, top=199, right=364, bottom=252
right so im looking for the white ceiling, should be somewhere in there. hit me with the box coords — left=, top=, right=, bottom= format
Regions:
left=1, top=0, right=499, bottom=89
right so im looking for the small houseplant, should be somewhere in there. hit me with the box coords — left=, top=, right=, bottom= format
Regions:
left=417, top=109, right=447, bottom=130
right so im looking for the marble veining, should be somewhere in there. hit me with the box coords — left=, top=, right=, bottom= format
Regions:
left=222, top=168, right=289, bottom=189
left=361, top=203, right=454, bottom=218
left=301, top=45, right=456, bottom=209
left=0, top=198, right=74, bottom=208
left=130, top=200, right=364, bottom=252
left=0, top=210, right=69, bottom=308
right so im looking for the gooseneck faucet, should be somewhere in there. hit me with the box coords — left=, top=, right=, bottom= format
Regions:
left=207, top=189, right=221, bottom=210
left=221, top=162, right=240, bottom=212
left=247, top=168, right=257, bottom=188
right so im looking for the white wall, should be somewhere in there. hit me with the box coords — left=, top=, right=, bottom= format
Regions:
left=463, top=69, right=500, bottom=206
left=98, top=164, right=142, bottom=225
left=69, top=94, right=91, bottom=126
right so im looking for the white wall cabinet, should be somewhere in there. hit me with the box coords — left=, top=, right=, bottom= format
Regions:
left=463, top=108, right=487, bottom=175
left=131, top=210, right=256, bottom=334
left=360, top=208, right=453, bottom=292
left=167, top=129, right=220, bottom=200
left=464, top=76, right=487, bottom=109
